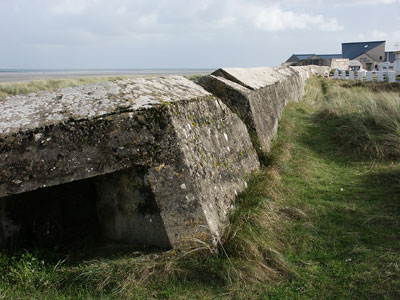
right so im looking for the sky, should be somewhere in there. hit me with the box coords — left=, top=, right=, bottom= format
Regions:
left=0, top=0, right=399, bottom=69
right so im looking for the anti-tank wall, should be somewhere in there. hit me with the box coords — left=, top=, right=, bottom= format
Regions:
left=0, top=66, right=328, bottom=249
left=199, top=65, right=329, bottom=153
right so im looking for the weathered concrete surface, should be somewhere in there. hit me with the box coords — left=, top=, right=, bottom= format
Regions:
left=94, top=166, right=171, bottom=248
left=199, top=66, right=329, bottom=153
left=0, top=76, right=259, bottom=249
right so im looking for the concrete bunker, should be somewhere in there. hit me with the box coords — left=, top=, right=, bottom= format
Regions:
left=94, top=166, right=171, bottom=249
left=0, top=75, right=260, bottom=250
left=0, top=165, right=171, bottom=250
left=198, top=66, right=330, bottom=157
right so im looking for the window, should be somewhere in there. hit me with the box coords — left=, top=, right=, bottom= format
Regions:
left=379, top=56, right=383, bottom=60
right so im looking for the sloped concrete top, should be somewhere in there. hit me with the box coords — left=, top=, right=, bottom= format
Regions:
left=213, top=67, right=286, bottom=90
left=0, top=76, right=210, bottom=136
left=208, top=75, right=251, bottom=93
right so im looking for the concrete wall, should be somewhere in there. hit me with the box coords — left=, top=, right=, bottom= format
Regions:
left=199, top=66, right=329, bottom=154
left=0, top=66, right=328, bottom=250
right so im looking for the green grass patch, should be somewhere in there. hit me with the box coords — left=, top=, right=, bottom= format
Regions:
left=1, top=77, right=399, bottom=299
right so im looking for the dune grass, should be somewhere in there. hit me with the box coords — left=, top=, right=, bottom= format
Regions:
left=0, top=77, right=127, bottom=99
left=318, top=79, right=400, bottom=159
left=1, top=77, right=399, bottom=299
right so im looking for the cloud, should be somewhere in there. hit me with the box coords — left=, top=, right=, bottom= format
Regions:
left=371, top=29, right=388, bottom=40
left=253, top=8, right=310, bottom=31
left=6, top=0, right=344, bottom=39
left=115, top=6, right=127, bottom=16
left=318, top=17, right=344, bottom=32
left=49, top=0, right=98, bottom=15
left=357, top=33, right=366, bottom=40
left=136, top=13, right=158, bottom=28
left=223, top=2, right=343, bottom=32
left=332, top=0, right=398, bottom=6
left=357, top=29, right=400, bottom=50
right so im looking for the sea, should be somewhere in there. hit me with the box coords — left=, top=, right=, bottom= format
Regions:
left=0, top=69, right=214, bottom=83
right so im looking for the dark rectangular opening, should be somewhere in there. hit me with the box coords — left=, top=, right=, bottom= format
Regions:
left=0, top=179, right=101, bottom=250
left=0, top=166, right=171, bottom=253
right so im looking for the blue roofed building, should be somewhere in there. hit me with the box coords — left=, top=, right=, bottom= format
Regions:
left=285, top=54, right=318, bottom=64
left=342, top=41, right=386, bottom=71
left=317, top=54, right=343, bottom=60
left=284, top=53, right=348, bottom=69
left=283, top=40, right=396, bottom=72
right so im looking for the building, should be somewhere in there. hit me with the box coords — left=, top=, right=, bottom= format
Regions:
left=342, top=41, right=385, bottom=71
left=349, top=60, right=362, bottom=71
left=284, top=54, right=318, bottom=65
left=284, top=40, right=398, bottom=73
left=394, top=51, right=400, bottom=75
left=283, top=54, right=347, bottom=69
left=385, top=51, right=397, bottom=63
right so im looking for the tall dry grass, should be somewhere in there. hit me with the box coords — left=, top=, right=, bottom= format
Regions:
left=318, top=79, right=400, bottom=159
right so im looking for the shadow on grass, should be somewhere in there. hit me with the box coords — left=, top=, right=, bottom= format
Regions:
left=284, top=106, right=400, bottom=299
left=297, top=109, right=388, bottom=163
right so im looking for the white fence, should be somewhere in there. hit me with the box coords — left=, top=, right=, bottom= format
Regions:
left=333, top=70, right=396, bottom=82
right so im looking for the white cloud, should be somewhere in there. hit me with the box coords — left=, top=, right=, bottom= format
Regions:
left=357, top=29, right=400, bottom=50
left=332, top=0, right=398, bottom=6
left=357, top=33, right=366, bottom=40
left=27, top=0, right=346, bottom=35
left=319, top=17, right=344, bottom=32
left=115, top=6, right=127, bottom=16
left=49, top=0, right=98, bottom=15
left=371, top=29, right=388, bottom=40
left=253, top=8, right=311, bottom=31
left=223, top=3, right=343, bottom=32
left=215, top=16, right=236, bottom=29
left=136, top=13, right=158, bottom=28
left=387, top=30, right=400, bottom=50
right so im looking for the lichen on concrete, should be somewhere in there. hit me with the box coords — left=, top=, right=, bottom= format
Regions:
left=0, top=66, right=329, bottom=250
left=199, top=66, right=330, bottom=154
left=0, top=75, right=259, bottom=249
left=0, top=76, right=209, bottom=135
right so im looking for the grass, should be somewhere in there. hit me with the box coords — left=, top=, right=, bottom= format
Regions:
left=319, top=79, right=400, bottom=159
left=1, top=77, right=399, bottom=299
left=0, top=77, right=128, bottom=99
